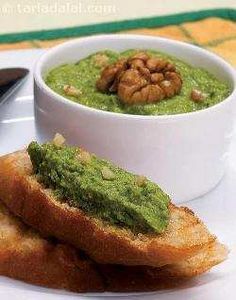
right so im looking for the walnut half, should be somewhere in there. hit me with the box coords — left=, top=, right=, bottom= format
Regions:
left=96, top=52, right=182, bottom=105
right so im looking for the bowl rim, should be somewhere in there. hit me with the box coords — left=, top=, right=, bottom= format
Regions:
left=34, top=34, right=236, bottom=120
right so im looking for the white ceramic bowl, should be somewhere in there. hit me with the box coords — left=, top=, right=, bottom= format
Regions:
left=34, top=34, right=236, bottom=203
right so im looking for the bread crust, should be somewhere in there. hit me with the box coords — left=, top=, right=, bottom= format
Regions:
left=0, top=203, right=104, bottom=292
left=98, top=241, right=228, bottom=291
left=0, top=202, right=228, bottom=292
left=0, top=151, right=216, bottom=267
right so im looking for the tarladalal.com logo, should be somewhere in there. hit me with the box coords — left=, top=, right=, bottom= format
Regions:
left=0, top=1, right=117, bottom=16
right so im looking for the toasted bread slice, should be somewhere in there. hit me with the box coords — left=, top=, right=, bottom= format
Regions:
left=0, top=202, right=228, bottom=292
left=99, top=242, right=228, bottom=292
left=0, top=151, right=216, bottom=267
left=0, top=202, right=104, bottom=292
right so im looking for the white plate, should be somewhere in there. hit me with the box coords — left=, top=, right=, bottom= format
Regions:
left=0, top=49, right=236, bottom=300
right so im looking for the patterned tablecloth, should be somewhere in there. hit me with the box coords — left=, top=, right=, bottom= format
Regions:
left=0, top=9, right=235, bottom=66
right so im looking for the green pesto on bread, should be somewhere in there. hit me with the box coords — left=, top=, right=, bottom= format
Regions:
left=27, top=140, right=170, bottom=234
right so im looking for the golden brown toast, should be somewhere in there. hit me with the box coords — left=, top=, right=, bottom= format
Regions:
left=0, top=202, right=104, bottom=292
left=0, top=202, right=228, bottom=292
left=0, top=150, right=217, bottom=267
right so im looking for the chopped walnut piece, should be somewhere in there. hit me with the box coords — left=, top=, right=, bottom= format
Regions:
left=164, top=63, right=176, bottom=72
left=145, top=58, right=157, bottom=72
left=52, top=133, right=66, bottom=146
left=96, top=51, right=182, bottom=105
left=190, top=89, right=206, bottom=102
left=96, top=58, right=127, bottom=93
left=135, top=175, right=147, bottom=187
left=93, top=53, right=109, bottom=67
left=146, top=59, right=168, bottom=72
left=77, top=150, right=91, bottom=164
left=118, top=69, right=165, bottom=104
left=101, top=167, right=115, bottom=180
left=130, top=52, right=149, bottom=61
left=127, top=52, right=149, bottom=69
left=161, top=72, right=182, bottom=97
left=63, top=85, right=82, bottom=98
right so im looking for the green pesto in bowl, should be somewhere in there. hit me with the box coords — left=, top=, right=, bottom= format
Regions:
left=27, top=141, right=170, bottom=235
left=45, top=49, right=230, bottom=116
